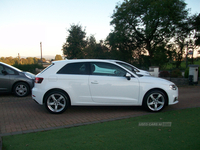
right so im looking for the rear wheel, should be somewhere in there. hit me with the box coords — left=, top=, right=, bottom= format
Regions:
left=143, top=90, right=166, bottom=112
left=44, top=90, right=69, bottom=114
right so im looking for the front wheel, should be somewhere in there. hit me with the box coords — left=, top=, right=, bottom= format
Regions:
left=143, top=90, right=166, bottom=112
left=14, top=82, right=30, bottom=97
left=44, top=90, right=69, bottom=114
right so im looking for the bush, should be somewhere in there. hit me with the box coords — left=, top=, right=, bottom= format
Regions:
left=159, top=70, right=170, bottom=77
left=13, top=64, right=44, bottom=74
left=170, top=69, right=182, bottom=78
left=184, top=68, right=189, bottom=78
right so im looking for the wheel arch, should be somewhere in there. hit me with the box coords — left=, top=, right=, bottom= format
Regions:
left=12, top=81, right=31, bottom=92
left=43, top=88, right=71, bottom=106
left=142, top=88, right=169, bottom=106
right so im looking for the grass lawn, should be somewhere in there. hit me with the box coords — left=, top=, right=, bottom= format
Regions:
left=2, top=107, right=200, bottom=150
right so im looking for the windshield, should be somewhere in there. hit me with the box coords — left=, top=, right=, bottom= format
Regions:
left=0, top=62, right=22, bottom=72
left=116, top=62, right=139, bottom=72
left=115, top=62, right=143, bottom=77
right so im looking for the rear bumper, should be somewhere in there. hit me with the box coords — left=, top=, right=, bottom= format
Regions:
left=32, top=87, right=44, bottom=105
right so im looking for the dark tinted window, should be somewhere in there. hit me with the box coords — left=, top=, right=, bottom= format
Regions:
left=0, top=65, right=3, bottom=75
left=90, top=62, right=126, bottom=77
left=57, top=62, right=89, bottom=75
left=0, top=64, right=16, bottom=75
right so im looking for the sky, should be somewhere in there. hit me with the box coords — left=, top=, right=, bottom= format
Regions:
left=0, top=0, right=199, bottom=59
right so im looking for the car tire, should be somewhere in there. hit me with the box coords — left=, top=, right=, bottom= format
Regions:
left=44, top=90, right=70, bottom=114
left=14, top=82, right=30, bottom=97
left=143, top=90, right=166, bottom=112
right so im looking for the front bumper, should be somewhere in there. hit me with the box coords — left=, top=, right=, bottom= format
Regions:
left=168, top=88, right=179, bottom=105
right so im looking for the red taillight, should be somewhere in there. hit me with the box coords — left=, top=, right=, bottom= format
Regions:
left=35, top=77, right=44, bottom=83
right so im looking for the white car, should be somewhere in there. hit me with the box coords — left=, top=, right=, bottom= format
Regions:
left=32, top=59, right=178, bottom=114
left=109, top=60, right=150, bottom=76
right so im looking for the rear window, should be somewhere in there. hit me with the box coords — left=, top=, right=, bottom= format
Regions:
left=40, top=63, right=54, bottom=74
left=57, top=62, right=89, bottom=75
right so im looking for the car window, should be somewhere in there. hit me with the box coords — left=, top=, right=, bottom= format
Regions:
left=90, top=62, right=126, bottom=77
left=0, top=65, right=3, bottom=75
left=40, top=63, right=54, bottom=74
left=57, top=62, right=89, bottom=75
left=117, top=62, right=139, bottom=72
left=5, top=66, right=15, bottom=75
left=117, top=62, right=132, bottom=71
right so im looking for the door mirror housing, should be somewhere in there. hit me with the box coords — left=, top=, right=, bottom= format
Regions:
left=125, top=72, right=131, bottom=80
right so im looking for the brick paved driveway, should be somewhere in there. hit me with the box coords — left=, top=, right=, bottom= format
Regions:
left=0, top=86, right=200, bottom=136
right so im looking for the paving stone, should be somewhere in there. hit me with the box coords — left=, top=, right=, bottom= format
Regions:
left=0, top=86, right=200, bottom=137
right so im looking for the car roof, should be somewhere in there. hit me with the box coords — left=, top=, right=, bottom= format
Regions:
left=52, top=59, right=116, bottom=64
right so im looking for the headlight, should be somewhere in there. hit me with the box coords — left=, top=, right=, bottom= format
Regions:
left=169, top=84, right=177, bottom=90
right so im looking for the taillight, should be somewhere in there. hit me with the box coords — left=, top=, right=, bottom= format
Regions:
left=35, top=77, right=44, bottom=83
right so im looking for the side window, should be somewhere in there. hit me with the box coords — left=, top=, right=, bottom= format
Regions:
left=57, top=62, right=89, bottom=75
left=0, top=65, right=3, bottom=75
left=90, top=62, right=126, bottom=77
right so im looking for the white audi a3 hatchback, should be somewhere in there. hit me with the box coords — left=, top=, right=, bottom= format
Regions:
left=32, top=59, right=178, bottom=114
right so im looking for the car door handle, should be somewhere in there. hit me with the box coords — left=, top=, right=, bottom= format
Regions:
left=91, top=81, right=98, bottom=84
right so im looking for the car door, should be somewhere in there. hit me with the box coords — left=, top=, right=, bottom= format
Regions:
left=56, top=62, right=93, bottom=104
left=89, top=62, right=140, bottom=104
left=0, top=64, right=11, bottom=92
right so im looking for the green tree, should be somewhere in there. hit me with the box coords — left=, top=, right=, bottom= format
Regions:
left=109, top=0, right=189, bottom=66
left=168, top=16, right=194, bottom=68
left=55, top=54, right=63, bottom=60
left=0, top=57, right=5, bottom=63
left=5, top=57, right=15, bottom=65
left=94, top=40, right=110, bottom=59
left=84, top=35, right=97, bottom=58
left=62, top=24, right=87, bottom=59
left=33, top=57, right=40, bottom=64
left=21, top=58, right=28, bottom=64
left=106, top=31, right=136, bottom=63
left=193, top=14, right=200, bottom=46
left=83, top=36, right=111, bottom=59
left=26, top=57, right=34, bottom=64
left=151, top=45, right=171, bottom=69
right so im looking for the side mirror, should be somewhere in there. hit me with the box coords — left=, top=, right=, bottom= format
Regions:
left=125, top=72, right=131, bottom=80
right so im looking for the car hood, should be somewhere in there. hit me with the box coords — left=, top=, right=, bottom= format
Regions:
left=136, top=69, right=150, bottom=76
left=139, top=76, right=174, bottom=85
